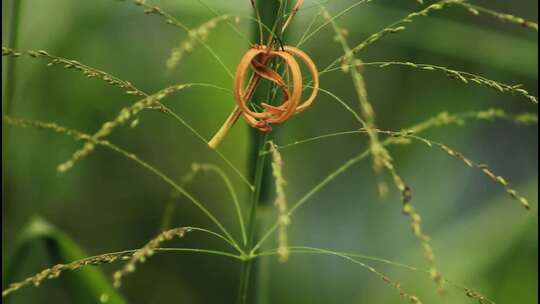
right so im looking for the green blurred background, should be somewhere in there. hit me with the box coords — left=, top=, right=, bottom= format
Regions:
left=2, top=0, right=538, bottom=303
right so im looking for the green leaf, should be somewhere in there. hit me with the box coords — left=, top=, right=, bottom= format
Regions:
left=3, top=216, right=127, bottom=304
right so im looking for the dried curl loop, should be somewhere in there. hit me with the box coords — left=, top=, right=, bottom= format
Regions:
left=234, top=44, right=319, bottom=132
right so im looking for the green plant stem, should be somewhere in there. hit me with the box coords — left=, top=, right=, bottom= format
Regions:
left=2, top=1, right=22, bottom=273
left=238, top=132, right=270, bottom=304
left=254, top=206, right=272, bottom=304
left=237, top=1, right=285, bottom=303
left=4, top=0, right=22, bottom=115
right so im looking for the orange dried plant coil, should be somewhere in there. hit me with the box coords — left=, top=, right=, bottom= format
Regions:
left=234, top=46, right=302, bottom=128
left=254, top=46, right=319, bottom=116
left=233, top=44, right=319, bottom=132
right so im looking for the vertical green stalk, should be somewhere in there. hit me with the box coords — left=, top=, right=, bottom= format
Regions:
left=237, top=132, right=270, bottom=304
left=4, top=0, right=22, bottom=115
left=254, top=206, right=272, bottom=304
left=2, top=1, right=23, bottom=259
left=237, top=1, right=287, bottom=303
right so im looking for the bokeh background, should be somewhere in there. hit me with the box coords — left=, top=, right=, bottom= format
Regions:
left=2, top=0, right=538, bottom=303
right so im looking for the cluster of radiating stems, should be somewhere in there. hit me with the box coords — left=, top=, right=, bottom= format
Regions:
left=4, top=104, right=531, bottom=303
left=2, top=0, right=538, bottom=303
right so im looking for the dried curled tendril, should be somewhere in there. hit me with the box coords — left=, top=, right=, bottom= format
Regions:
left=236, top=44, right=319, bottom=130
left=208, top=44, right=319, bottom=148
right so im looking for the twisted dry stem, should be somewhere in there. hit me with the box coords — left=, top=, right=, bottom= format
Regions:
left=208, top=45, right=319, bottom=149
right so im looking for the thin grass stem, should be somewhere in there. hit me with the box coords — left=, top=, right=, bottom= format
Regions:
left=251, top=108, right=537, bottom=252
left=2, top=116, right=244, bottom=255
left=191, top=164, right=248, bottom=246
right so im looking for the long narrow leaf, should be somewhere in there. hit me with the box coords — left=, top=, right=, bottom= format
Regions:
left=3, top=217, right=126, bottom=304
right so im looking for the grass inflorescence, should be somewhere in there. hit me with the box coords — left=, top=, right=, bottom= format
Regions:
left=321, top=2, right=446, bottom=291
left=321, top=6, right=394, bottom=199
left=113, top=228, right=190, bottom=288
left=460, top=2, right=539, bottom=31
left=2, top=46, right=21, bottom=57
left=2, top=47, right=249, bottom=185
left=269, top=141, right=290, bottom=262
left=270, top=108, right=537, bottom=211
left=166, top=15, right=231, bottom=70
left=56, top=84, right=186, bottom=173
left=325, top=61, right=538, bottom=104
left=2, top=0, right=538, bottom=303
left=2, top=47, right=146, bottom=97
left=2, top=251, right=133, bottom=297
